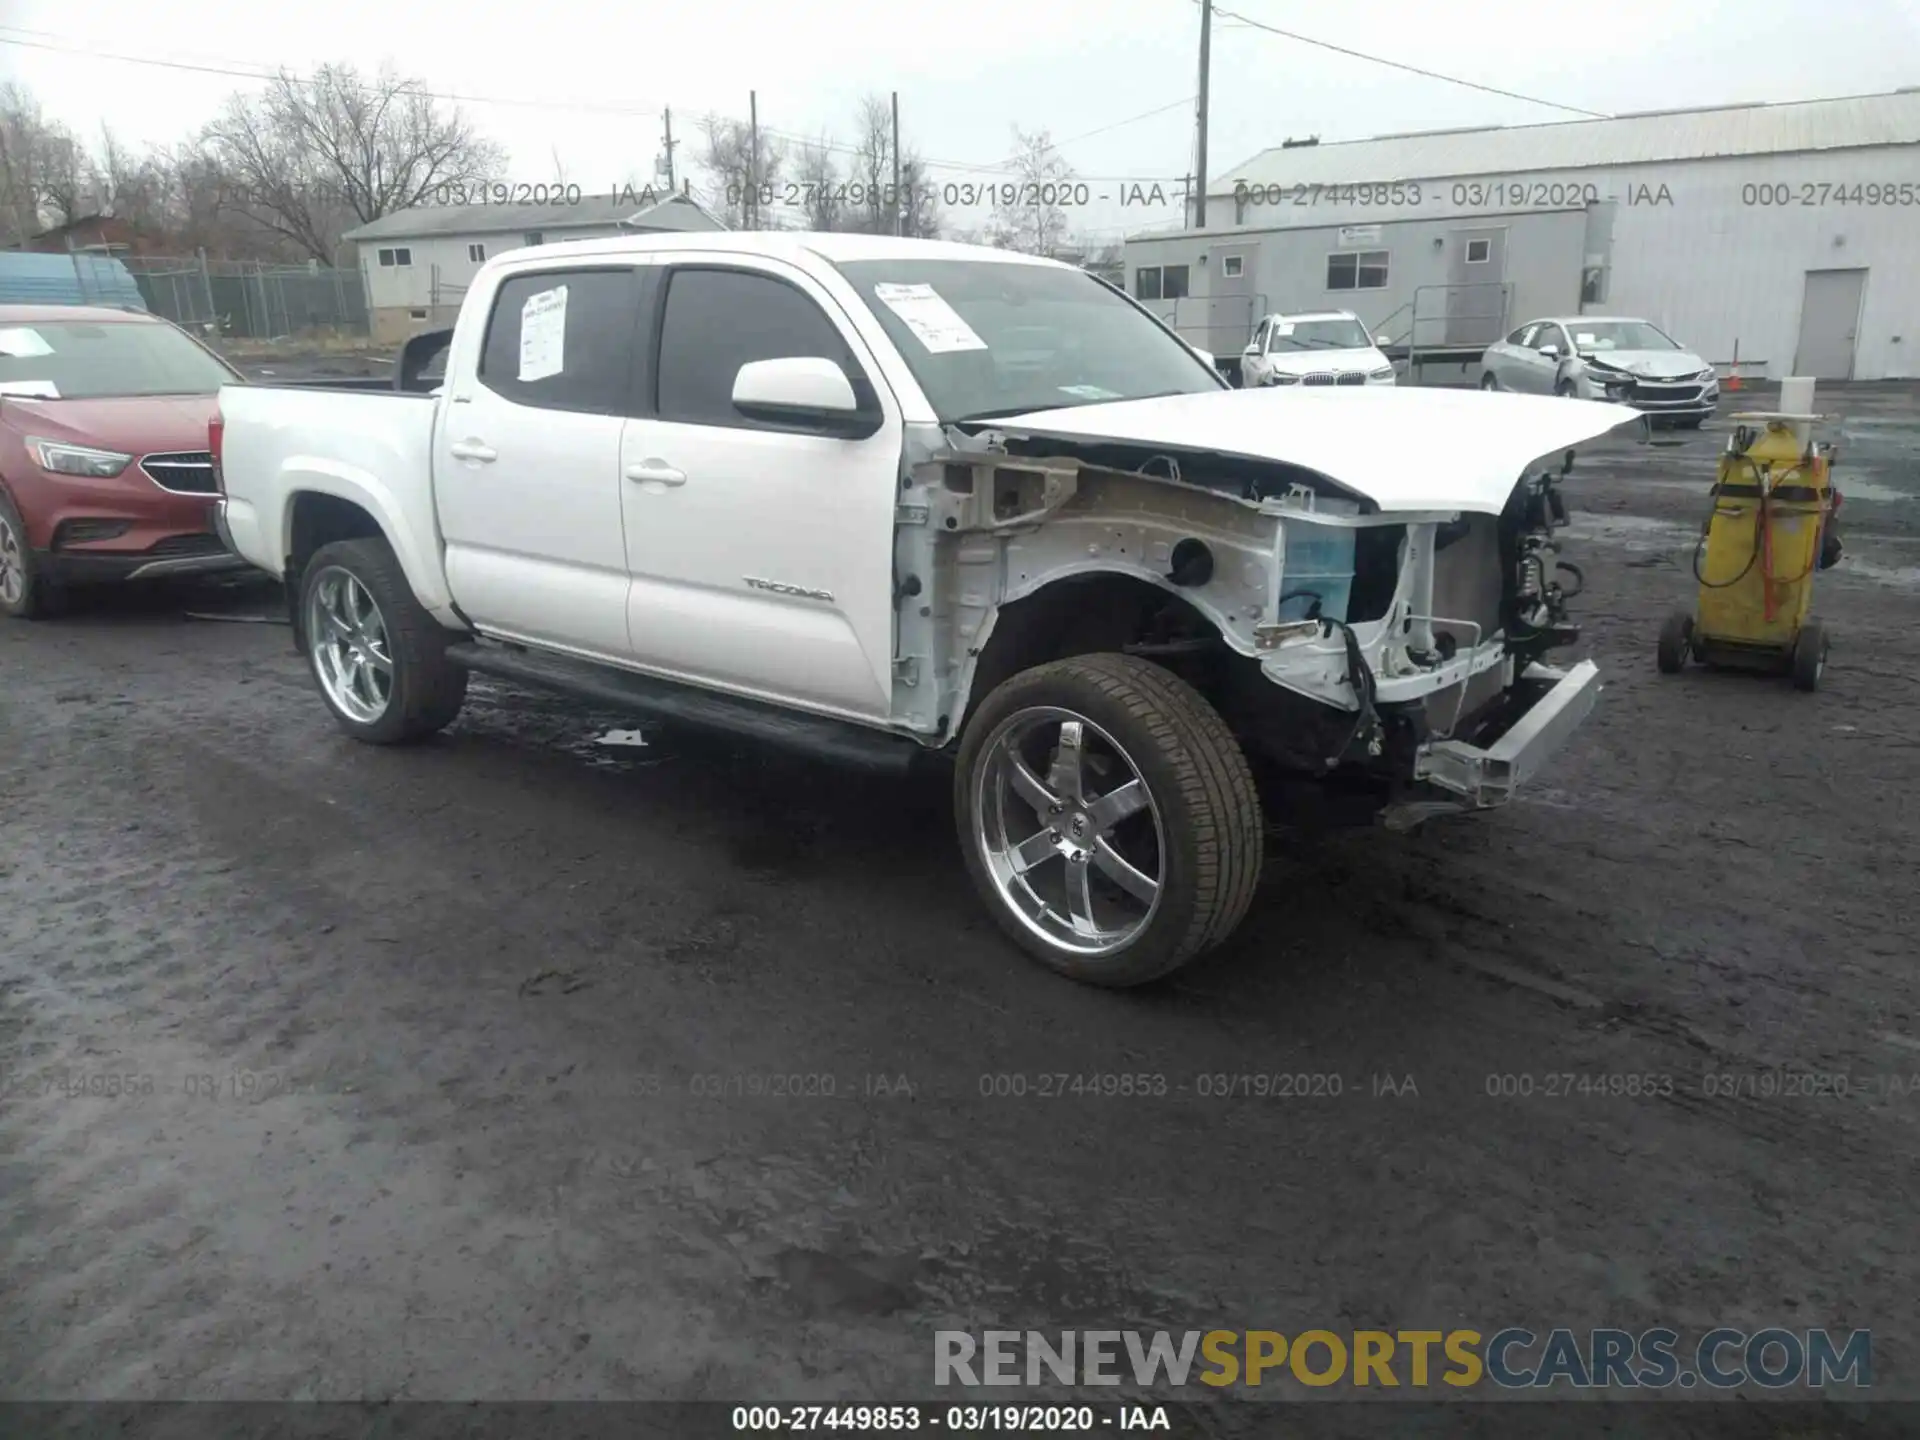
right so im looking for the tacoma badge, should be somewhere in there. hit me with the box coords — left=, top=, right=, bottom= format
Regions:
left=743, top=576, right=834, bottom=602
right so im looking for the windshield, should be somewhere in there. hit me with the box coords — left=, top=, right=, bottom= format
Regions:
left=1267, top=317, right=1371, bottom=352
left=0, top=318, right=239, bottom=399
left=833, top=259, right=1224, bottom=422
left=1567, top=320, right=1680, bottom=353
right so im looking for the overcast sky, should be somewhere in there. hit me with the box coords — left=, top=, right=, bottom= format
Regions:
left=3, top=0, right=1917, bottom=240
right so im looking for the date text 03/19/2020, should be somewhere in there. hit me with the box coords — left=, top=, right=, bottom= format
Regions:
left=723, top=180, right=1181, bottom=210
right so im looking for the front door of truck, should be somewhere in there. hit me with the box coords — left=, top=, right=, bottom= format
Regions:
left=434, top=263, right=647, bottom=661
left=616, top=257, right=902, bottom=723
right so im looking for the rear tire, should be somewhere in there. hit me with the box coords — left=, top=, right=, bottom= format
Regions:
left=1480, top=373, right=1499, bottom=391
left=1790, top=618, right=1828, bottom=692
left=299, top=537, right=466, bottom=744
left=0, top=490, right=67, bottom=620
left=955, top=652, right=1264, bottom=988
left=1656, top=610, right=1693, bottom=674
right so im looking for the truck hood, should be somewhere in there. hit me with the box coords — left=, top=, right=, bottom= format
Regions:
left=992, top=386, right=1645, bottom=515
left=0, top=393, right=217, bottom=455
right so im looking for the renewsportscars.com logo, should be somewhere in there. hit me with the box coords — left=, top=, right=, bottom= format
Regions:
left=934, top=1328, right=1872, bottom=1391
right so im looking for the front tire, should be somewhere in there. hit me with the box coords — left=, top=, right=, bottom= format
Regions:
left=0, top=489, right=67, bottom=620
left=1480, top=373, right=1499, bottom=391
left=299, top=537, right=467, bottom=744
left=954, top=653, right=1264, bottom=987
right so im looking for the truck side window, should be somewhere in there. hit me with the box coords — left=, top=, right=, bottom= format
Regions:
left=656, top=267, right=862, bottom=430
left=477, top=268, right=641, bottom=415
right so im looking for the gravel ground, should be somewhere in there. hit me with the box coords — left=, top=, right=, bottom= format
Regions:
left=3, top=384, right=1918, bottom=1436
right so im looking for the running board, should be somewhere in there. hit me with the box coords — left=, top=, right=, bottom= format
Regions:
left=444, top=640, right=927, bottom=776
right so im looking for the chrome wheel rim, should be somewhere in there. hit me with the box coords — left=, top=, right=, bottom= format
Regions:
left=973, top=707, right=1165, bottom=957
left=0, top=516, right=24, bottom=606
left=306, top=566, right=393, bottom=724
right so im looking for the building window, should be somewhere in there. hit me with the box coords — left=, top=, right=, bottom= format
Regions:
left=377, top=247, right=413, bottom=268
left=525, top=232, right=544, bottom=247
left=1135, top=267, right=1162, bottom=301
left=1581, top=265, right=1609, bottom=305
left=1222, top=254, right=1243, bottom=278
left=468, top=242, right=487, bottom=263
left=409, top=309, right=428, bottom=320
left=1326, top=250, right=1388, bottom=291
left=1161, top=265, right=1190, bottom=299
left=1465, top=238, right=1492, bottom=264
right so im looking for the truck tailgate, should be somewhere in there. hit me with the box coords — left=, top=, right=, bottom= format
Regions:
left=216, top=384, right=451, bottom=612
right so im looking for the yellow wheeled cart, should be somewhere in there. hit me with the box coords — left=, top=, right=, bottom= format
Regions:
left=1657, top=387, right=1842, bottom=692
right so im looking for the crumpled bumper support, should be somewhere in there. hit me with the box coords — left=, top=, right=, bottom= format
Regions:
left=1410, top=659, right=1603, bottom=809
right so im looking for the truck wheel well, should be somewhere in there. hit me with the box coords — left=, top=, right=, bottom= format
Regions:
left=961, top=574, right=1227, bottom=731
left=288, top=493, right=384, bottom=583
left=286, top=493, right=386, bottom=648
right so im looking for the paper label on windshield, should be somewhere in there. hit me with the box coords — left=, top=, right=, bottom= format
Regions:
left=0, top=379, right=58, bottom=398
left=1273, top=322, right=1295, bottom=337
left=518, top=285, right=568, bottom=382
left=0, top=327, right=54, bottom=359
left=872, top=283, right=987, bottom=354
left=1058, top=384, right=1121, bottom=401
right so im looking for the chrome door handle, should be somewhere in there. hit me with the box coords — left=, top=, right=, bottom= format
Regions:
left=449, top=440, right=497, bottom=462
left=625, top=461, right=686, bottom=486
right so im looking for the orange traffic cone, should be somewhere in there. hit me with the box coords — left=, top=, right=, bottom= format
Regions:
left=1725, top=341, right=1742, bottom=392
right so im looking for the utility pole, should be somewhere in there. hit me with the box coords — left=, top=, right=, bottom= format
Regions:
left=1194, top=0, right=1212, bottom=229
left=748, top=91, right=759, bottom=229
left=891, top=91, right=902, bottom=236
left=661, top=108, right=677, bottom=192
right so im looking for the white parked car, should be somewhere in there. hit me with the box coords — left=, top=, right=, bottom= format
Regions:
left=1479, top=316, right=1718, bottom=428
left=212, top=232, right=1633, bottom=988
left=1239, top=310, right=1396, bottom=388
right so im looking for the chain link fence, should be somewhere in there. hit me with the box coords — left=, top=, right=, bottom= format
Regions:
left=112, top=255, right=371, bottom=341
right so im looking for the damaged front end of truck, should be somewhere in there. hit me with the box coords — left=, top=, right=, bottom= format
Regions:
left=888, top=389, right=1641, bottom=828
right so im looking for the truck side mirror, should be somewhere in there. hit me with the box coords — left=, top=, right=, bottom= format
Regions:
left=732, top=357, right=882, bottom=439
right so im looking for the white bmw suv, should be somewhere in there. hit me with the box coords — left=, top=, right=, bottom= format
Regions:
left=1239, top=310, right=1397, bottom=388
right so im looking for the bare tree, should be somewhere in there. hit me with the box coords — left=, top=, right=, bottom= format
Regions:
left=989, top=127, right=1075, bottom=257
left=93, top=125, right=175, bottom=243
left=898, top=154, right=942, bottom=240
left=695, top=113, right=783, bottom=229
left=550, top=145, right=570, bottom=186
left=201, top=63, right=505, bottom=263
left=791, top=139, right=844, bottom=232
left=846, top=94, right=895, bottom=235
left=0, top=82, right=90, bottom=242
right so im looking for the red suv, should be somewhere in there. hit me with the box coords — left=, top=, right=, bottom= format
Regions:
left=0, top=304, right=249, bottom=619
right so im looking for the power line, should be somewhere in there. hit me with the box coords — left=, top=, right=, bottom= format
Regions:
left=0, top=27, right=1192, bottom=184
left=1205, top=3, right=1612, bottom=120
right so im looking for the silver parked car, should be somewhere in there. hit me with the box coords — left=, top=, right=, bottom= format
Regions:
left=1478, top=316, right=1718, bottom=428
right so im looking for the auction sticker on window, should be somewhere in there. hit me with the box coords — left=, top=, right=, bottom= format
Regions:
left=0, top=327, right=55, bottom=359
left=0, top=379, right=59, bottom=398
left=871, top=283, right=987, bottom=354
left=518, top=285, right=568, bottom=382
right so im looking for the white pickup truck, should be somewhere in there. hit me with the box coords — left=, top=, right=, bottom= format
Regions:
left=212, top=232, right=1638, bottom=987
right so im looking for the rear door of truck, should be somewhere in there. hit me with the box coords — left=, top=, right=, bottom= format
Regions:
left=433, top=260, right=650, bottom=662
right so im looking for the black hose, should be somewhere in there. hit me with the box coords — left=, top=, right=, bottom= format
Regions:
left=1319, top=616, right=1380, bottom=769
left=1691, top=456, right=1767, bottom=590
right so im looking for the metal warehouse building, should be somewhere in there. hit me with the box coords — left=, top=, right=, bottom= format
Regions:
left=1126, top=88, right=1920, bottom=381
